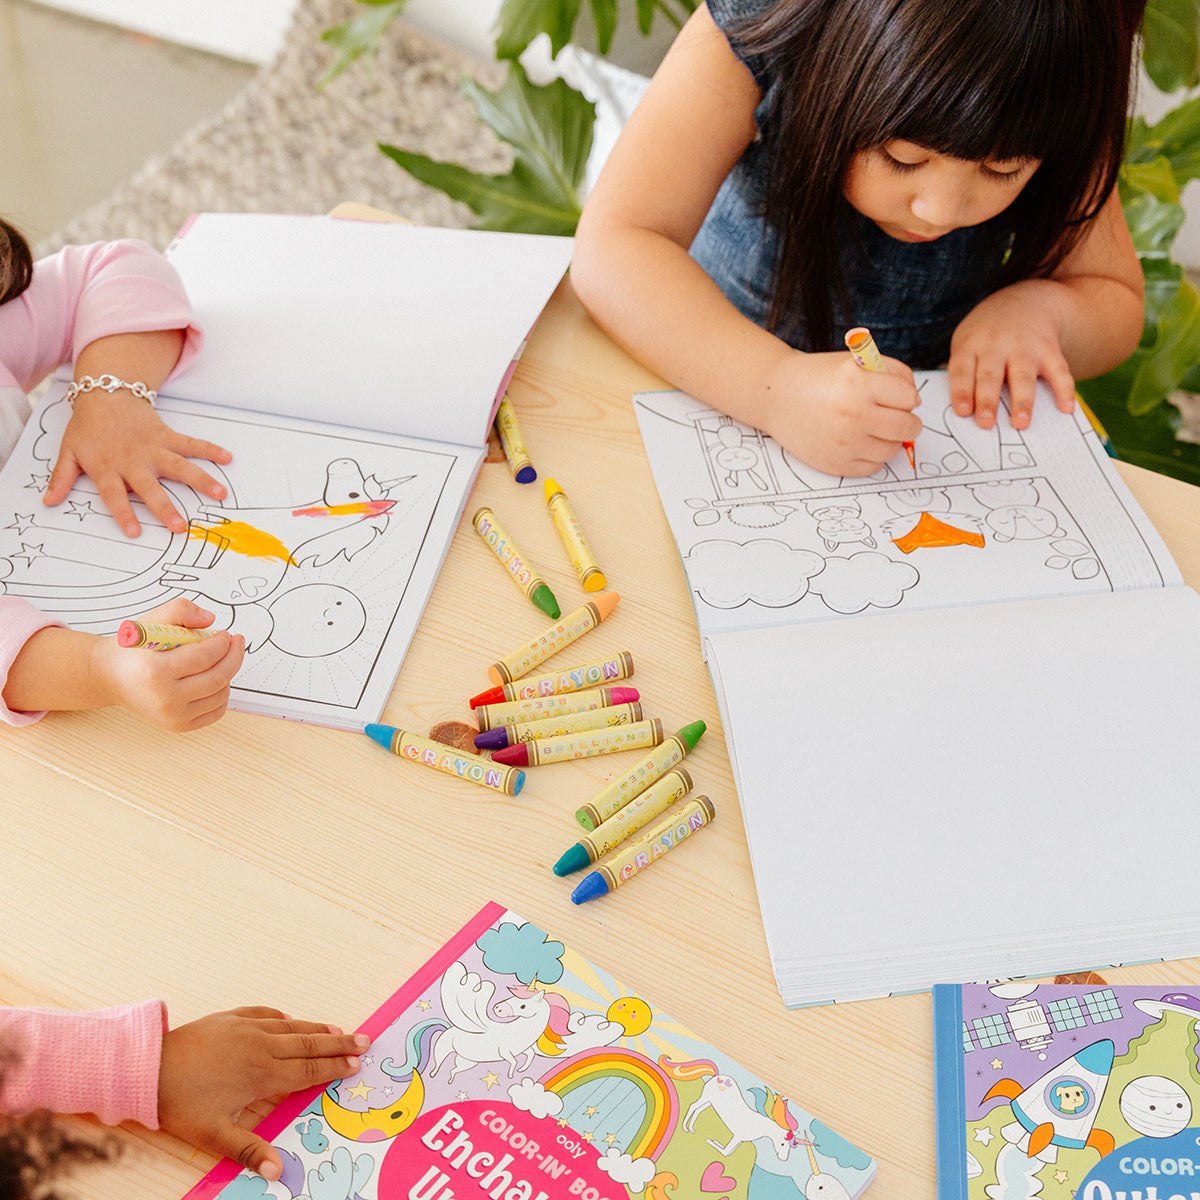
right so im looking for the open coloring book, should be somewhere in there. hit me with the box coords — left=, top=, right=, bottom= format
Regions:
left=0, top=214, right=572, bottom=728
left=933, top=981, right=1200, bottom=1200
left=183, top=902, right=877, bottom=1200
left=634, top=377, right=1200, bottom=1006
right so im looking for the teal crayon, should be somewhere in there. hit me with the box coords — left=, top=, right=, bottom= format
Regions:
left=570, top=794, right=716, bottom=903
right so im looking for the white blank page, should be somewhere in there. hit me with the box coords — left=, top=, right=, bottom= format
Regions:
left=709, top=586, right=1200, bottom=1004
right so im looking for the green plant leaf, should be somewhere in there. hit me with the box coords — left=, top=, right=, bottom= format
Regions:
left=1127, top=280, right=1200, bottom=415
left=1120, top=156, right=1180, bottom=205
left=1140, top=256, right=1185, bottom=332
left=495, top=0, right=583, bottom=59
left=589, top=0, right=618, bottom=54
left=1142, top=0, right=1200, bottom=92
left=1078, top=377, right=1200, bottom=485
left=378, top=146, right=582, bottom=233
left=1134, top=95, right=1200, bottom=186
left=377, top=64, right=593, bottom=234
left=318, top=0, right=408, bottom=89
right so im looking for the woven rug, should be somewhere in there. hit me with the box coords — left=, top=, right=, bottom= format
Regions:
left=36, top=0, right=507, bottom=257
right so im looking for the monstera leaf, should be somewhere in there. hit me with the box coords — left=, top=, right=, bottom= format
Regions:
left=1142, top=0, right=1200, bottom=92
left=318, top=0, right=408, bottom=88
left=379, top=65, right=594, bottom=235
left=494, top=0, right=696, bottom=59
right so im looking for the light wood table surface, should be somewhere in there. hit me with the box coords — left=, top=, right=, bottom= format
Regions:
left=4, top=209, right=1200, bottom=1199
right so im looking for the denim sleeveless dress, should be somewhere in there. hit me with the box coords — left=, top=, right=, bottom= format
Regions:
left=692, top=0, right=1015, bottom=368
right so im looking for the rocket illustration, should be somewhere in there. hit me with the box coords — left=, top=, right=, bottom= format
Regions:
left=982, top=1039, right=1116, bottom=1163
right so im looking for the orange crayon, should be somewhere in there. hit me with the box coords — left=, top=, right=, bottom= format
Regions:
left=487, top=593, right=620, bottom=686
left=845, top=326, right=916, bottom=472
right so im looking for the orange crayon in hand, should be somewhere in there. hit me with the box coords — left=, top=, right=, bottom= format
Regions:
left=845, top=326, right=916, bottom=473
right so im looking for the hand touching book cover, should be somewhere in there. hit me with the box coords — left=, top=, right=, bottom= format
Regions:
left=934, top=982, right=1200, bottom=1200
left=185, top=903, right=876, bottom=1200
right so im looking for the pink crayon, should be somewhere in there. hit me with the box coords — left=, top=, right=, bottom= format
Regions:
left=117, top=619, right=221, bottom=651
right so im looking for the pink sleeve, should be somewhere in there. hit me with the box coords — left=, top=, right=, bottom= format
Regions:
left=0, top=240, right=203, bottom=393
left=0, top=1000, right=166, bottom=1128
left=0, top=597, right=66, bottom=726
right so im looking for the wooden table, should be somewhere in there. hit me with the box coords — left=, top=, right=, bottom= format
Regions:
left=4, top=223, right=1200, bottom=1199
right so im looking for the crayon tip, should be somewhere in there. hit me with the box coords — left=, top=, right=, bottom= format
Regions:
left=470, top=685, right=504, bottom=708
left=589, top=591, right=620, bottom=622
left=678, top=720, right=707, bottom=752
left=543, top=477, right=560, bottom=500
left=570, top=870, right=610, bottom=904
left=532, top=584, right=561, bottom=619
left=116, top=619, right=139, bottom=647
left=473, top=726, right=510, bottom=751
left=492, top=743, right=530, bottom=767
left=552, top=842, right=591, bottom=876
left=583, top=570, right=608, bottom=592
left=515, top=465, right=537, bottom=483
left=904, top=441, right=916, bottom=470
left=610, top=686, right=640, bottom=705
left=574, top=805, right=598, bottom=832
left=364, top=723, right=397, bottom=752
left=511, top=769, right=527, bottom=795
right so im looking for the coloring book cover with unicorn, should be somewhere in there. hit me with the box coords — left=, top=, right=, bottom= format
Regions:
left=183, top=902, right=877, bottom=1200
left=934, top=981, right=1200, bottom=1200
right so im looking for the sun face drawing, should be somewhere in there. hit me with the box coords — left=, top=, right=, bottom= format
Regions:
left=607, top=996, right=653, bottom=1037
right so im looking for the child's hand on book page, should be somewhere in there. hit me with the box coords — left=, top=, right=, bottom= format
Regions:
left=157, top=1007, right=371, bottom=1180
left=764, top=350, right=922, bottom=477
left=948, top=281, right=1077, bottom=432
left=93, top=598, right=245, bottom=732
left=43, top=392, right=232, bottom=538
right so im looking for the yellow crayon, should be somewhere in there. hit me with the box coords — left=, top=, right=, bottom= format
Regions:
left=575, top=719, right=706, bottom=830
left=544, top=476, right=607, bottom=592
left=845, top=326, right=916, bottom=471
left=117, top=619, right=221, bottom=651
left=475, top=703, right=643, bottom=751
left=475, top=685, right=641, bottom=732
left=364, top=724, right=525, bottom=795
left=473, top=506, right=560, bottom=619
left=487, top=592, right=620, bottom=686
left=553, top=767, right=693, bottom=874
left=570, top=795, right=717, bottom=902
left=469, top=652, right=634, bottom=707
left=492, top=718, right=663, bottom=768
left=495, top=395, right=537, bottom=483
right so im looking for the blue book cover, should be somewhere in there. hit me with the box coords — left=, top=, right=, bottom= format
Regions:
left=934, top=981, right=1200, bottom=1200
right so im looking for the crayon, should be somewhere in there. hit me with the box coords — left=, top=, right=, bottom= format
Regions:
left=570, top=794, right=717, bottom=903
left=363, top=724, right=525, bottom=795
left=544, top=476, right=607, bottom=592
left=845, top=326, right=916, bottom=472
left=495, top=395, right=537, bottom=483
left=487, top=592, right=620, bottom=686
left=476, top=702, right=643, bottom=751
left=470, top=652, right=634, bottom=708
left=473, top=507, right=560, bottom=619
left=116, top=619, right=222, bottom=651
left=475, top=685, right=641, bottom=732
left=575, top=719, right=706, bottom=830
left=492, top=717, right=663, bottom=768
left=554, top=767, right=693, bottom=875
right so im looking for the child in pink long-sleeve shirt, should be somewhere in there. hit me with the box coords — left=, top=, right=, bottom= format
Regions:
left=0, top=220, right=245, bottom=731
left=0, top=1001, right=370, bottom=1185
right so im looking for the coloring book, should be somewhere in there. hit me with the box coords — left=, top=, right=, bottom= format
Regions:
left=0, top=214, right=572, bottom=728
left=633, top=378, right=1200, bottom=1006
left=934, top=981, right=1200, bottom=1200
left=182, top=901, right=877, bottom=1200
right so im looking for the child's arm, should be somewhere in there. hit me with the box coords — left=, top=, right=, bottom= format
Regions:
left=2, top=597, right=244, bottom=732
left=45, top=328, right=232, bottom=538
left=572, top=4, right=922, bottom=476
left=0, top=239, right=231, bottom=537
left=0, top=1003, right=369, bottom=1182
left=948, top=187, right=1144, bottom=429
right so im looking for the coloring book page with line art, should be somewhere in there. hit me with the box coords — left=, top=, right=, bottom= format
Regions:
left=634, top=373, right=1180, bottom=641
left=0, top=385, right=480, bottom=727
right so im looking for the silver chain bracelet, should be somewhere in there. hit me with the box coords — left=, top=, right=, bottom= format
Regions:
left=63, top=373, right=158, bottom=408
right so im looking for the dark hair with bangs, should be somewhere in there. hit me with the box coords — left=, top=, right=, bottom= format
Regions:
left=734, top=0, right=1146, bottom=351
left=0, top=220, right=32, bottom=307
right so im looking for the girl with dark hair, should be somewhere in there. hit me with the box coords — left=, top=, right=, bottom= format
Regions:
left=572, top=0, right=1146, bottom=477
left=0, top=1004, right=371, bottom=1194
left=0, top=229, right=246, bottom=729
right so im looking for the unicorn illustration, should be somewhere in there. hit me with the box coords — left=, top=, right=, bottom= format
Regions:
left=666, top=1057, right=799, bottom=1161
left=796, top=1128, right=853, bottom=1200
left=428, top=961, right=572, bottom=1082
